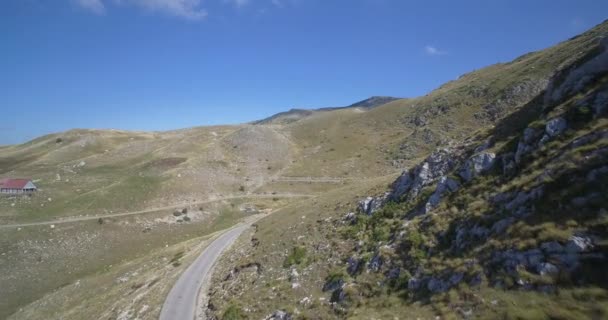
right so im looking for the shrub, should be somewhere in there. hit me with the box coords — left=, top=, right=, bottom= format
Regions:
left=181, top=208, right=188, bottom=214
left=239, top=185, right=245, bottom=192
left=283, top=246, right=307, bottom=268
left=55, top=137, right=63, bottom=143
left=222, top=304, right=243, bottom=320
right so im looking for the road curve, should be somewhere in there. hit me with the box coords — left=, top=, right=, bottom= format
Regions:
left=159, top=223, right=251, bottom=320
left=0, top=193, right=311, bottom=229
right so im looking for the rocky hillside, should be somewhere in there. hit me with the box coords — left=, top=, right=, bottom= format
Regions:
left=205, top=20, right=608, bottom=319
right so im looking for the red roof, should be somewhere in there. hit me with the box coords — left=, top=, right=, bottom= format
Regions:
left=0, top=179, right=33, bottom=189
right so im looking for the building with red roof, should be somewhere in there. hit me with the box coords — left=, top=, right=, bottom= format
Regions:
left=0, top=179, right=37, bottom=194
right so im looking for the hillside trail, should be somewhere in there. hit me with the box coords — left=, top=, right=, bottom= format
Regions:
left=0, top=193, right=312, bottom=229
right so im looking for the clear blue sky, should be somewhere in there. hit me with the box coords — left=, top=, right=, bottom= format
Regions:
left=1, top=0, right=606, bottom=144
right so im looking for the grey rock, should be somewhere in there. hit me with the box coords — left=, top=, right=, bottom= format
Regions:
left=523, top=249, right=544, bottom=267
left=541, top=241, right=564, bottom=254
left=545, top=117, right=567, bottom=137
left=427, top=277, right=449, bottom=293
left=537, top=262, right=559, bottom=276
left=587, top=165, right=608, bottom=182
left=358, top=197, right=373, bottom=215
left=448, top=272, right=464, bottom=286
left=330, top=286, right=347, bottom=303
left=346, top=257, right=362, bottom=275
left=390, top=148, right=457, bottom=200
left=368, top=254, right=382, bottom=272
left=544, top=37, right=608, bottom=106
left=565, top=235, right=595, bottom=253
left=386, top=267, right=401, bottom=280
left=424, top=176, right=460, bottom=213
left=501, top=152, right=516, bottom=176
left=550, top=253, right=580, bottom=271
left=469, top=273, right=483, bottom=287
left=514, top=128, right=542, bottom=164
left=504, top=187, right=544, bottom=211
left=592, top=91, right=608, bottom=115
left=358, top=195, right=385, bottom=215
left=491, top=217, right=515, bottom=234
left=471, top=225, right=490, bottom=239
left=323, top=278, right=344, bottom=292
left=515, top=141, right=534, bottom=164
left=408, top=277, right=422, bottom=290
left=266, top=310, right=292, bottom=320
left=491, top=192, right=514, bottom=204
left=474, top=139, right=493, bottom=153
left=343, top=212, right=356, bottom=223
left=523, top=127, right=540, bottom=144
left=459, top=152, right=496, bottom=182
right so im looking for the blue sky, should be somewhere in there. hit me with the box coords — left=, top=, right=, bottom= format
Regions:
left=0, top=0, right=606, bottom=144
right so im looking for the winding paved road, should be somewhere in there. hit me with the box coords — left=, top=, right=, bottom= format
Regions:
left=159, top=222, right=252, bottom=320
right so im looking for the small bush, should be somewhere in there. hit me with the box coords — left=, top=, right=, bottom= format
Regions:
left=181, top=208, right=188, bottom=214
left=55, top=137, right=63, bottom=143
left=222, top=304, right=243, bottom=320
left=283, top=246, right=307, bottom=268
left=239, top=185, right=245, bottom=192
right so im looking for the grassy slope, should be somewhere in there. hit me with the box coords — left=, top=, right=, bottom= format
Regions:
left=205, top=20, right=608, bottom=319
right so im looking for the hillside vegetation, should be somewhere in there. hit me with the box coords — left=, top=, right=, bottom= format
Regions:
left=205, top=20, right=608, bottom=319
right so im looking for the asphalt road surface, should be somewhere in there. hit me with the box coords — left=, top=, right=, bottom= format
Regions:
left=159, top=223, right=251, bottom=320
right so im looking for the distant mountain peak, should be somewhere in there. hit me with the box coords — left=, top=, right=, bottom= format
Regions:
left=255, top=96, right=402, bottom=125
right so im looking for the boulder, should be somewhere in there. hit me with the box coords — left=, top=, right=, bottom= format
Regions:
left=504, top=186, right=544, bottom=211
left=368, top=254, right=383, bottom=272
left=565, top=235, right=595, bottom=253
left=459, top=152, right=496, bottom=182
left=358, top=195, right=386, bottom=215
left=265, top=310, right=293, bottom=320
left=544, top=37, right=608, bottom=106
left=346, top=257, right=362, bottom=275
left=537, top=262, right=559, bottom=276
left=358, top=197, right=374, bottom=214
left=448, top=272, right=464, bottom=286
left=501, top=152, right=517, bottom=176
left=390, top=148, right=457, bottom=201
left=343, top=212, right=356, bottom=224
left=591, top=91, right=608, bottom=115
left=330, top=286, right=347, bottom=303
left=322, top=278, right=344, bottom=292
left=545, top=117, right=567, bottom=137
left=424, top=176, right=460, bottom=213
left=541, top=241, right=564, bottom=254
left=523, top=249, right=544, bottom=267
left=386, top=267, right=401, bottom=280
left=408, top=277, right=422, bottom=290
left=491, top=217, right=515, bottom=234
left=427, top=277, right=449, bottom=293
